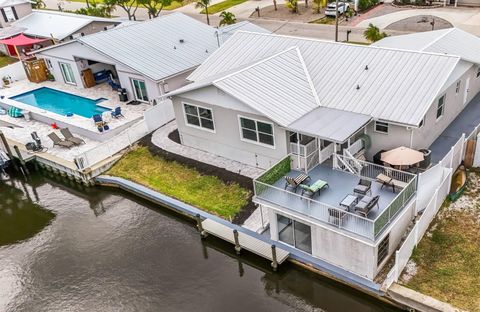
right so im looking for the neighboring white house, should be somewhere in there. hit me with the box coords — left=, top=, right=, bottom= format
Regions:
left=34, top=13, right=270, bottom=105
left=165, top=30, right=480, bottom=280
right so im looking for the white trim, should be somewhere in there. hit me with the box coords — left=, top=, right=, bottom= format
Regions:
left=374, top=121, right=389, bottom=134
left=237, top=115, right=275, bottom=149
left=182, top=101, right=216, bottom=133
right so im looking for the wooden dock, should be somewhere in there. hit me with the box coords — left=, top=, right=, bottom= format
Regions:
left=201, top=218, right=290, bottom=269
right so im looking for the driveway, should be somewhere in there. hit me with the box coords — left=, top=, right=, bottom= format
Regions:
left=357, top=7, right=480, bottom=35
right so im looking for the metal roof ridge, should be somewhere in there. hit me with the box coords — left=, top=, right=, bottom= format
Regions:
left=421, top=27, right=456, bottom=51
left=233, top=30, right=463, bottom=60
left=212, top=46, right=300, bottom=84
left=294, top=46, right=321, bottom=107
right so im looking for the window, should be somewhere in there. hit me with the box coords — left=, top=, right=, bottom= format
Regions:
left=377, top=234, right=390, bottom=266
left=455, top=80, right=461, bottom=94
left=59, top=62, right=76, bottom=85
left=239, top=116, right=274, bottom=146
left=45, top=59, right=53, bottom=70
left=2, top=7, right=17, bottom=22
left=183, top=103, right=214, bottom=131
left=436, top=95, right=446, bottom=120
left=131, top=78, right=148, bottom=102
left=374, top=121, right=389, bottom=134
left=477, top=66, right=480, bottom=79
left=277, top=214, right=312, bottom=254
left=419, top=117, right=425, bottom=128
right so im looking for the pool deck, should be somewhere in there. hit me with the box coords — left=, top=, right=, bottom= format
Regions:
left=0, top=80, right=150, bottom=163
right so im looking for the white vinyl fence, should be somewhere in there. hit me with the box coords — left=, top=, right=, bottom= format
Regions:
left=74, top=101, right=174, bottom=169
left=0, top=62, right=27, bottom=84
left=382, top=134, right=466, bottom=290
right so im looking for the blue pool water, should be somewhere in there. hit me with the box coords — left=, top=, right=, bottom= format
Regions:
left=10, top=87, right=110, bottom=118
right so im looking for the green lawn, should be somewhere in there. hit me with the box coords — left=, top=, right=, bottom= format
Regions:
left=107, top=147, right=250, bottom=220
left=404, top=171, right=480, bottom=311
left=68, top=0, right=185, bottom=10
left=200, top=0, right=247, bottom=14
left=0, top=55, right=18, bottom=68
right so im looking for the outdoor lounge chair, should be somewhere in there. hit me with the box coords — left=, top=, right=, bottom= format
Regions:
left=353, top=179, right=372, bottom=195
left=111, top=107, right=124, bottom=118
left=60, top=128, right=85, bottom=145
left=284, top=173, right=310, bottom=192
left=48, top=132, right=75, bottom=148
left=300, top=179, right=329, bottom=199
left=376, top=173, right=407, bottom=193
left=354, top=195, right=380, bottom=217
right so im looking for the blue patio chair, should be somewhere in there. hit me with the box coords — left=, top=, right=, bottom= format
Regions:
left=93, top=114, right=106, bottom=132
left=111, top=107, right=124, bottom=118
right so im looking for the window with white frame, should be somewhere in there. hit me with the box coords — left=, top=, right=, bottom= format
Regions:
left=183, top=103, right=214, bottom=131
left=2, top=7, right=17, bottom=22
left=45, top=58, right=53, bottom=70
left=239, top=116, right=274, bottom=146
left=374, top=121, right=389, bottom=134
left=59, top=62, right=76, bottom=85
left=437, top=95, right=446, bottom=120
left=455, top=80, right=461, bottom=94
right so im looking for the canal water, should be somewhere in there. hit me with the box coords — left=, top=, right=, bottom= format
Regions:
left=0, top=171, right=400, bottom=312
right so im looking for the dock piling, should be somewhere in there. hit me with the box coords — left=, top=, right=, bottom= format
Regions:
left=233, top=229, right=241, bottom=255
left=196, top=214, right=207, bottom=238
left=13, top=145, right=29, bottom=176
left=0, top=131, right=18, bottom=170
left=271, top=245, right=278, bottom=271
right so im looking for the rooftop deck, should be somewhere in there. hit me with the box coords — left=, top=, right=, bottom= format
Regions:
left=254, top=155, right=417, bottom=241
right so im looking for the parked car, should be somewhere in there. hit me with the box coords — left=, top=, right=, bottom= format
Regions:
left=325, top=2, right=350, bottom=17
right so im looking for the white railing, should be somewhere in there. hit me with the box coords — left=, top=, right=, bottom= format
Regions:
left=346, top=138, right=364, bottom=156
left=319, top=143, right=334, bottom=163
left=290, top=139, right=318, bottom=157
left=254, top=179, right=376, bottom=240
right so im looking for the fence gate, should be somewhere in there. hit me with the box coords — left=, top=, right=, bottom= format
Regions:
left=23, top=59, right=47, bottom=83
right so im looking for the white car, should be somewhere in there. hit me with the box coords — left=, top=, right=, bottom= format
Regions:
left=325, top=2, right=350, bottom=17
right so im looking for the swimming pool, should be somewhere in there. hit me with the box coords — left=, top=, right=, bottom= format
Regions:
left=10, top=87, right=110, bottom=118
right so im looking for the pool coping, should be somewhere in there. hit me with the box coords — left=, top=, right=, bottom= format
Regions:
left=95, top=175, right=398, bottom=302
left=8, top=86, right=111, bottom=119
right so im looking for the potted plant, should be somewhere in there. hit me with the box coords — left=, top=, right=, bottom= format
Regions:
left=47, top=72, right=55, bottom=81
left=2, top=76, right=10, bottom=86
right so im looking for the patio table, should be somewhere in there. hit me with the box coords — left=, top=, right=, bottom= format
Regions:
left=339, top=194, right=358, bottom=212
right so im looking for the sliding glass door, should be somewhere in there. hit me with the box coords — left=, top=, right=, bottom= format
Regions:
left=131, top=78, right=148, bottom=102
left=59, top=62, right=76, bottom=85
left=277, top=214, right=312, bottom=254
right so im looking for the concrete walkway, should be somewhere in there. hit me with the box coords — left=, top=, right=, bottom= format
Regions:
left=357, top=7, right=480, bottom=35
left=429, top=92, right=480, bottom=164
left=151, top=121, right=264, bottom=179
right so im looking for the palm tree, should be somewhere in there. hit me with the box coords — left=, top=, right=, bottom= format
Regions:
left=31, top=0, right=46, bottom=9
left=195, top=0, right=211, bottom=25
left=363, top=23, right=388, bottom=43
left=219, top=11, right=236, bottom=26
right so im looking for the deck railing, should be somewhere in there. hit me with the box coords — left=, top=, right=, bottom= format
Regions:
left=254, top=154, right=418, bottom=241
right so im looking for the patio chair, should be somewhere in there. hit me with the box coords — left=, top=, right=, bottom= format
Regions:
left=47, top=132, right=75, bottom=148
left=60, top=128, right=85, bottom=145
left=284, top=173, right=310, bottom=192
left=93, top=114, right=107, bottom=131
left=354, top=195, right=380, bottom=217
left=328, top=207, right=347, bottom=226
left=300, top=179, right=329, bottom=199
left=111, top=107, right=124, bottom=118
left=353, top=179, right=371, bottom=195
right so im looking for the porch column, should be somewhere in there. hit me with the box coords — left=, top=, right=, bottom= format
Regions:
left=297, top=132, right=301, bottom=170
left=333, top=143, right=338, bottom=168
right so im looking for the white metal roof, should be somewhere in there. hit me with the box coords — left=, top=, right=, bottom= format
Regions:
left=0, top=0, right=28, bottom=8
left=373, top=28, right=480, bottom=65
left=12, top=10, right=120, bottom=40
left=78, top=12, right=219, bottom=82
left=0, top=25, right=25, bottom=39
left=217, top=21, right=270, bottom=44
left=170, top=47, right=318, bottom=126
left=288, top=107, right=371, bottom=143
left=185, top=31, right=460, bottom=126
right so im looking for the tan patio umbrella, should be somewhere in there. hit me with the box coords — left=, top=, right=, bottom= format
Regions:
left=381, top=146, right=424, bottom=167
